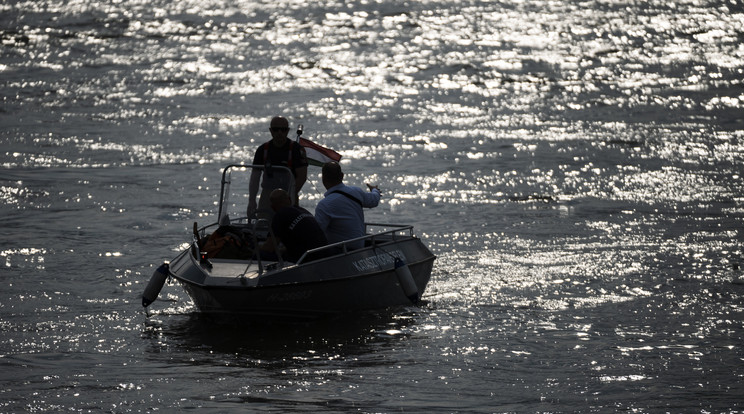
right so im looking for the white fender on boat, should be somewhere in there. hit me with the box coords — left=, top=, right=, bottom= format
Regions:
left=142, top=263, right=169, bottom=308
left=394, top=258, right=419, bottom=304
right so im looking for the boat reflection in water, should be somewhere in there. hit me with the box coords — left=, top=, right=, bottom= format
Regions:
left=143, top=164, right=436, bottom=319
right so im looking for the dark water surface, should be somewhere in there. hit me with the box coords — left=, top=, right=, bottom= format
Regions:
left=2, top=0, right=743, bottom=412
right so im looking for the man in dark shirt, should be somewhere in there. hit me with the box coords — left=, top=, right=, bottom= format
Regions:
left=260, top=189, right=328, bottom=263
left=247, top=116, right=308, bottom=218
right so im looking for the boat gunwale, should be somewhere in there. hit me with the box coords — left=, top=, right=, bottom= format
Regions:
left=170, top=255, right=436, bottom=292
left=168, top=236, right=436, bottom=291
left=193, top=220, right=419, bottom=262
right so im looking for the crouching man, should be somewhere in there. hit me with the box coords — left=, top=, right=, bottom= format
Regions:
left=260, top=189, right=328, bottom=263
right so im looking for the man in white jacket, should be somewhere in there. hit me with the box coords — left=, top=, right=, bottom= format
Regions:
left=314, top=162, right=381, bottom=250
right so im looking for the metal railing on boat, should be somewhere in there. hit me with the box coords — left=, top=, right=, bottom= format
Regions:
left=192, top=220, right=416, bottom=274
left=295, top=223, right=414, bottom=265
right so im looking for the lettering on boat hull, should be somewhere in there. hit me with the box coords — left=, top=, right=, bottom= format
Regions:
left=352, top=249, right=406, bottom=272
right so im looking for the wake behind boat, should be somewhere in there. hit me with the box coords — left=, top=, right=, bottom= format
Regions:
left=142, top=164, right=436, bottom=318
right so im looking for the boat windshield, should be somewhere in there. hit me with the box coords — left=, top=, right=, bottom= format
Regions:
left=217, top=164, right=295, bottom=223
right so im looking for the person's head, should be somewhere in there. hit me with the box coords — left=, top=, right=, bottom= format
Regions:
left=269, top=188, right=292, bottom=211
left=269, top=116, right=290, bottom=144
left=321, top=161, right=344, bottom=190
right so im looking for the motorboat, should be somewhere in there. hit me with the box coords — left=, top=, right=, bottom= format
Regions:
left=142, top=164, right=436, bottom=318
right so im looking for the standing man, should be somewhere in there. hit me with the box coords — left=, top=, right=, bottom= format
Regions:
left=247, top=116, right=308, bottom=218
left=315, top=161, right=381, bottom=250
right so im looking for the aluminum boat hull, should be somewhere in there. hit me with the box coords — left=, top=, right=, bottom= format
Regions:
left=167, top=233, right=436, bottom=318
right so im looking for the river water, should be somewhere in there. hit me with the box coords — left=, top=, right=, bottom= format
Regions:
left=2, top=0, right=743, bottom=412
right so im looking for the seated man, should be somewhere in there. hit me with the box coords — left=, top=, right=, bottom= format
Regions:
left=314, top=162, right=381, bottom=250
left=260, top=189, right=328, bottom=263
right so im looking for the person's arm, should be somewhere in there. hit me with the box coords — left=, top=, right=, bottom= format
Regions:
left=247, top=149, right=264, bottom=216
left=247, top=169, right=261, bottom=216
left=261, top=221, right=285, bottom=257
left=260, top=233, right=284, bottom=252
left=293, top=165, right=308, bottom=205
left=361, top=184, right=381, bottom=207
left=260, top=234, right=276, bottom=253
